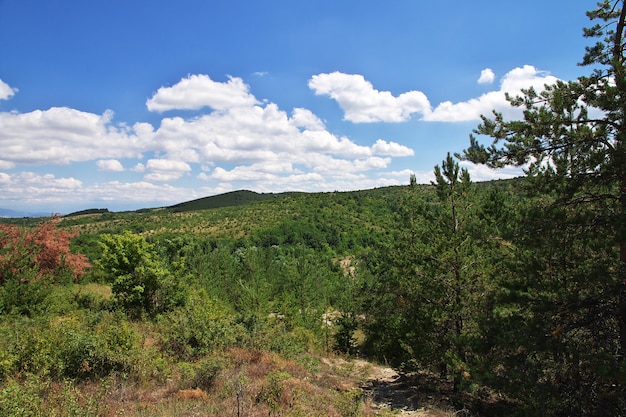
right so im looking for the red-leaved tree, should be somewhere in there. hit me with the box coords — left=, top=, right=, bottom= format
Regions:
left=0, top=216, right=91, bottom=285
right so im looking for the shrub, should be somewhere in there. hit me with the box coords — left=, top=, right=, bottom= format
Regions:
left=159, top=293, right=241, bottom=360
left=267, top=326, right=317, bottom=358
left=0, top=377, right=43, bottom=417
left=334, top=389, right=363, bottom=417
left=178, top=357, right=224, bottom=391
left=333, top=313, right=358, bottom=355
left=0, top=377, right=102, bottom=417
left=0, top=311, right=140, bottom=381
left=0, top=276, right=51, bottom=317
left=49, top=312, right=137, bottom=380
left=0, top=217, right=90, bottom=284
left=256, top=370, right=291, bottom=413
left=71, top=283, right=113, bottom=312
left=43, top=380, right=101, bottom=416
left=1, top=316, right=53, bottom=378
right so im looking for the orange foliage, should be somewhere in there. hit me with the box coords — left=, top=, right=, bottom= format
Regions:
left=0, top=216, right=91, bottom=284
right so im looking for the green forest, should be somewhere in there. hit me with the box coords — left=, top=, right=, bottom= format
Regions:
left=2, top=2, right=626, bottom=416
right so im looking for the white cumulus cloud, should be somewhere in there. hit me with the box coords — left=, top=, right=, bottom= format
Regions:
left=87, top=181, right=198, bottom=204
left=311, top=67, right=560, bottom=124
left=459, top=160, right=524, bottom=182
left=0, top=170, right=205, bottom=212
left=499, top=65, right=559, bottom=93
left=150, top=97, right=412, bottom=169
left=0, top=107, right=155, bottom=166
left=0, top=72, right=423, bottom=211
left=371, top=139, right=414, bottom=157
left=0, top=79, right=17, bottom=100
left=97, top=159, right=124, bottom=172
left=0, top=171, right=83, bottom=211
left=425, top=65, right=559, bottom=122
left=144, top=159, right=192, bottom=182
left=146, top=74, right=259, bottom=112
left=308, top=72, right=431, bottom=123
left=478, top=68, right=495, bottom=84
left=290, top=107, right=325, bottom=131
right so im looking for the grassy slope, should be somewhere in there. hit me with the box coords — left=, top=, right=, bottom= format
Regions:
left=167, top=189, right=304, bottom=212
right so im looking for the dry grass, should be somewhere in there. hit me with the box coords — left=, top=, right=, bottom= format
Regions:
left=4, top=346, right=467, bottom=417
left=76, top=282, right=113, bottom=299
left=176, top=388, right=208, bottom=400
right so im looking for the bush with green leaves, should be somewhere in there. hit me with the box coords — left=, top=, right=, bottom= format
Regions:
left=0, top=316, right=53, bottom=379
left=0, top=377, right=43, bottom=417
left=0, top=310, right=138, bottom=382
left=0, top=376, right=102, bottom=417
left=178, top=356, right=224, bottom=391
left=159, top=292, right=242, bottom=360
left=49, top=311, right=137, bottom=380
left=96, top=231, right=187, bottom=318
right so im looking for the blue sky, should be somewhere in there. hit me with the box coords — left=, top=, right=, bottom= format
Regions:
left=0, top=0, right=593, bottom=213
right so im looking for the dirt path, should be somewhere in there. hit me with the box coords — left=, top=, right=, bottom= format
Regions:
left=358, top=360, right=456, bottom=416
left=323, top=357, right=462, bottom=416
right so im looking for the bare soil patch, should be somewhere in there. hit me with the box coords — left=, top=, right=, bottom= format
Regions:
left=322, top=357, right=465, bottom=416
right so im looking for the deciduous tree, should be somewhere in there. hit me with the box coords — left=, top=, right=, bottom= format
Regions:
left=0, top=217, right=90, bottom=315
left=97, top=231, right=185, bottom=318
left=0, top=216, right=90, bottom=285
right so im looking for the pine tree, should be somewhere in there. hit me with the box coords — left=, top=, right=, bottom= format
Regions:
left=458, top=1, right=626, bottom=413
left=360, top=155, right=504, bottom=389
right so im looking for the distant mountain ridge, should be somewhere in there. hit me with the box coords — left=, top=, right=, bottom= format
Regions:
left=58, top=191, right=298, bottom=217
left=165, top=179, right=520, bottom=213
left=63, top=208, right=110, bottom=218
left=7, top=179, right=522, bottom=219
left=0, top=208, right=51, bottom=218
left=167, top=190, right=303, bottom=212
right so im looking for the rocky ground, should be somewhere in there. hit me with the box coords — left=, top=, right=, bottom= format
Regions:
left=323, top=357, right=469, bottom=416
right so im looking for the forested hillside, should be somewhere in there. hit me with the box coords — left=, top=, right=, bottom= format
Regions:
left=0, top=179, right=522, bottom=416
left=2, top=2, right=626, bottom=415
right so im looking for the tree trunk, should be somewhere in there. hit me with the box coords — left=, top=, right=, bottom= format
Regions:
left=617, top=242, right=626, bottom=360
left=618, top=174, right=626, bottom=360
left=614, top=0, right=626, bottom=363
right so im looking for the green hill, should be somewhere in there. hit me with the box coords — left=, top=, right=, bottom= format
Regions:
left=57, top=185, right=416, bottom=253
left=64, top=208, right=110, bottom=217
left=167, top=189, right=302, bottom=212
